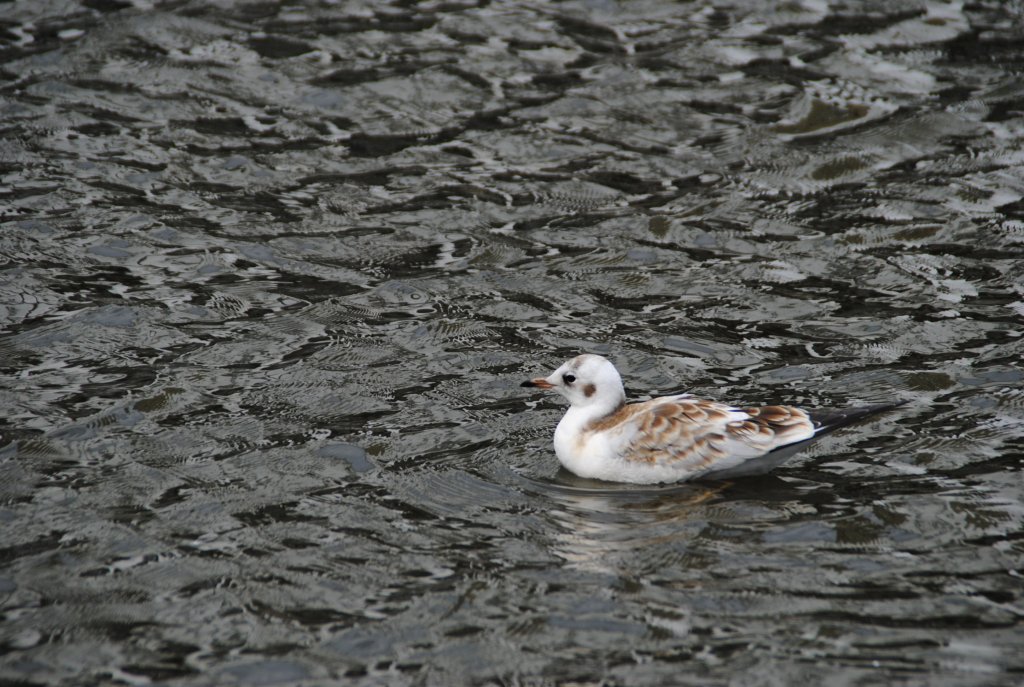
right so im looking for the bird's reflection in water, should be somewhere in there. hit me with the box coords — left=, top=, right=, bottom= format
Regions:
left=525, top=470, right=729, bottom=575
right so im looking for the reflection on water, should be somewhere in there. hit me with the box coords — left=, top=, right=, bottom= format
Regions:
left=529, top=476, right=726, bottom=575
left=2, top=0, right=1023, bottom=684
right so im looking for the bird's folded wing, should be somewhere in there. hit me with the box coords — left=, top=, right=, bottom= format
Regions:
left=614, top=399, right=815, bottom=474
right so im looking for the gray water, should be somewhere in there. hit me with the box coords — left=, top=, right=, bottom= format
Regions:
left=2, top=1, right=1023, bottom=685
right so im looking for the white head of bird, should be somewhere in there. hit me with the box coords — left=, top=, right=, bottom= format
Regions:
left=521, top=354, right=626, bottom=419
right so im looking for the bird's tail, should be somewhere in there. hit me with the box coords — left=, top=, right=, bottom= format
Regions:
left=808, top=400, right=909, bottom=438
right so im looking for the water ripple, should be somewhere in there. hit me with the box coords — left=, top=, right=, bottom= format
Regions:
left=2, top=2, right=1023, bottom=685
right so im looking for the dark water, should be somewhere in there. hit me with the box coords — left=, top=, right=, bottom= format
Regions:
left=2, top=1, right=1023, bottom=685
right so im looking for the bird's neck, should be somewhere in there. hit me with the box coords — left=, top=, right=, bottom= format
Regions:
left=560, top=393, right=626, bottom=432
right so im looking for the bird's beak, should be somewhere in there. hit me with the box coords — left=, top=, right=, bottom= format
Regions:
left=521, top=377, right=554, bottom=389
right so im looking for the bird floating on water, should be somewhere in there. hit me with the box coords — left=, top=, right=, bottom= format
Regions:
left=521, top=354, right=904, bottom=484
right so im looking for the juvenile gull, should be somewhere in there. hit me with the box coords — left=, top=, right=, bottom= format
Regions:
left=522, top=354, right=904, bottom=484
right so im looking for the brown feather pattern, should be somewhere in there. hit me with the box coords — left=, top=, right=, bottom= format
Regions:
left=584, top=398, right=814, bottom=467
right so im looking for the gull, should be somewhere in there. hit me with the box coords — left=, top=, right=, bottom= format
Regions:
left=521, top=354, right=905, bottom=484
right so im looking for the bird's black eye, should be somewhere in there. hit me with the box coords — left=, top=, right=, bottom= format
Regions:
left=562, top=373, right=576, bottom=384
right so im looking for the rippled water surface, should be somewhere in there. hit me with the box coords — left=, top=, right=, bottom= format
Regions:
left=2, top=1, right=1024, bottom=684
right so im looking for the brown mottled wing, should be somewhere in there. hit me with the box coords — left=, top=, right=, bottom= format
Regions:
left=737, top=404, right=817, bottom=451
left=620, top=399, right=815, bottom=474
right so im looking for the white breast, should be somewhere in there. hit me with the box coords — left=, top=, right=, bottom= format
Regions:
left=552, top=407, right=666, bottom=483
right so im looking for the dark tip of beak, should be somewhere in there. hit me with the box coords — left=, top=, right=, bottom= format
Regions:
left=521, top=380, right=536, bottom=388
